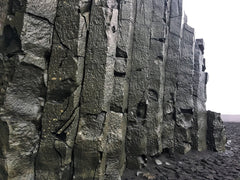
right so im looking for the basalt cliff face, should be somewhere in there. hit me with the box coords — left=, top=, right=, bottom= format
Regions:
left=0, top=0, right=226, bottom=179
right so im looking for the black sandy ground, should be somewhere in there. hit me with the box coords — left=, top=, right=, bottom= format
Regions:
left=122, top=122, right=240, bottom=180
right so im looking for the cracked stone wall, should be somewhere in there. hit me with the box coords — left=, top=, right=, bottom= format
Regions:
left=0, top=0, right=226, bottom=179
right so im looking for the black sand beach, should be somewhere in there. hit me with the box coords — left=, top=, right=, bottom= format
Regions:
left=122, top=122, right=240, bottom=180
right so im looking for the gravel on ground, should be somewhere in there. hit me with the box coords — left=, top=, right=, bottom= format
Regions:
left=122, top=122, right=240, bottom=180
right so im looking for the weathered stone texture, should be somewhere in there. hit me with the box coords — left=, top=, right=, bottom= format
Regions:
left=126, top=0, right=171, bottom=169
left=207, top=111, right=227, bottom=152
left=192, top=39, right=208, bottom=151
left=162, top=0, right=183, bottom=153
left=0, top=1, right=8, bottom=35
left=174, top=17, right=195, bottom=154
left=0, top=0, right=52, bottom=179
left=26, top=0, right=58, bottom=23
left=74, top=0, right=121, bottom=179
left=35, top=0, right=85, bottom=179
left=0, top=0, right=226, bottom=179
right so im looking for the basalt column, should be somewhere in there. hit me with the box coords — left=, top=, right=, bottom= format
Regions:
left=162, top=0, right=183, bottom=154
left=73, top=0, right=120, bottom=179
left=192, top=39, right=208, bottom=151
left=35, top=0, right=87, bottom=179
left=126, top=0, right=170, bottom=168
left=0, top=0, right=57, bottom=179
left=104, top=0, right=136, bottom=179
left=207, top=111, right=226, bottom=152
left=0, top=0, right=228, bottom=179
left=174, top=16, right=195, bottom=154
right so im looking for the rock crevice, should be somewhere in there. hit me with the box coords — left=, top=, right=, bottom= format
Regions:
left=0, top=0, right=226, bottom=179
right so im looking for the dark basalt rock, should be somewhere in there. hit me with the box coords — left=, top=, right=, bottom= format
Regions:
left=0, top=0, right=226, bottom=179
left=207, top=111, right=227, bottom=152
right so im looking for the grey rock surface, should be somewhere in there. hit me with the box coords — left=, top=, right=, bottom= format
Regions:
left=162, top=0, right=183, bottom=154
left=207, top=111, right=227, bottom=152
left=192, top=39, right=207, bottom=151
left=174, top=16, right=195, bottom=154
left=122, top=122, right=240, bottom=180
left=0, top=0, right=226, bottom=179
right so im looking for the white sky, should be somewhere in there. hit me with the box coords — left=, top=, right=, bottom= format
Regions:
left=183, top=0, right=240, bottom=114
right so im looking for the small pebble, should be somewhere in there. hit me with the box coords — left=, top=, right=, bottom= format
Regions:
left=136, top=171, right=143, bottom=176
left=165, top=162, right=171, bottom=166
left=155, top=159, right=163, bottom=165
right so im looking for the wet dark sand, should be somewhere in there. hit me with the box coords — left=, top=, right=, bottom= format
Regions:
left=122, top=122, right=240, bottom=180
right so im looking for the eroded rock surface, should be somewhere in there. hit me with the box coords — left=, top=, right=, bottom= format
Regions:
left=122, top=122, right=239, bottom=180
left=0, top=0, right=226, bottom=179
left=207, top=111, right=227, bottom=152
